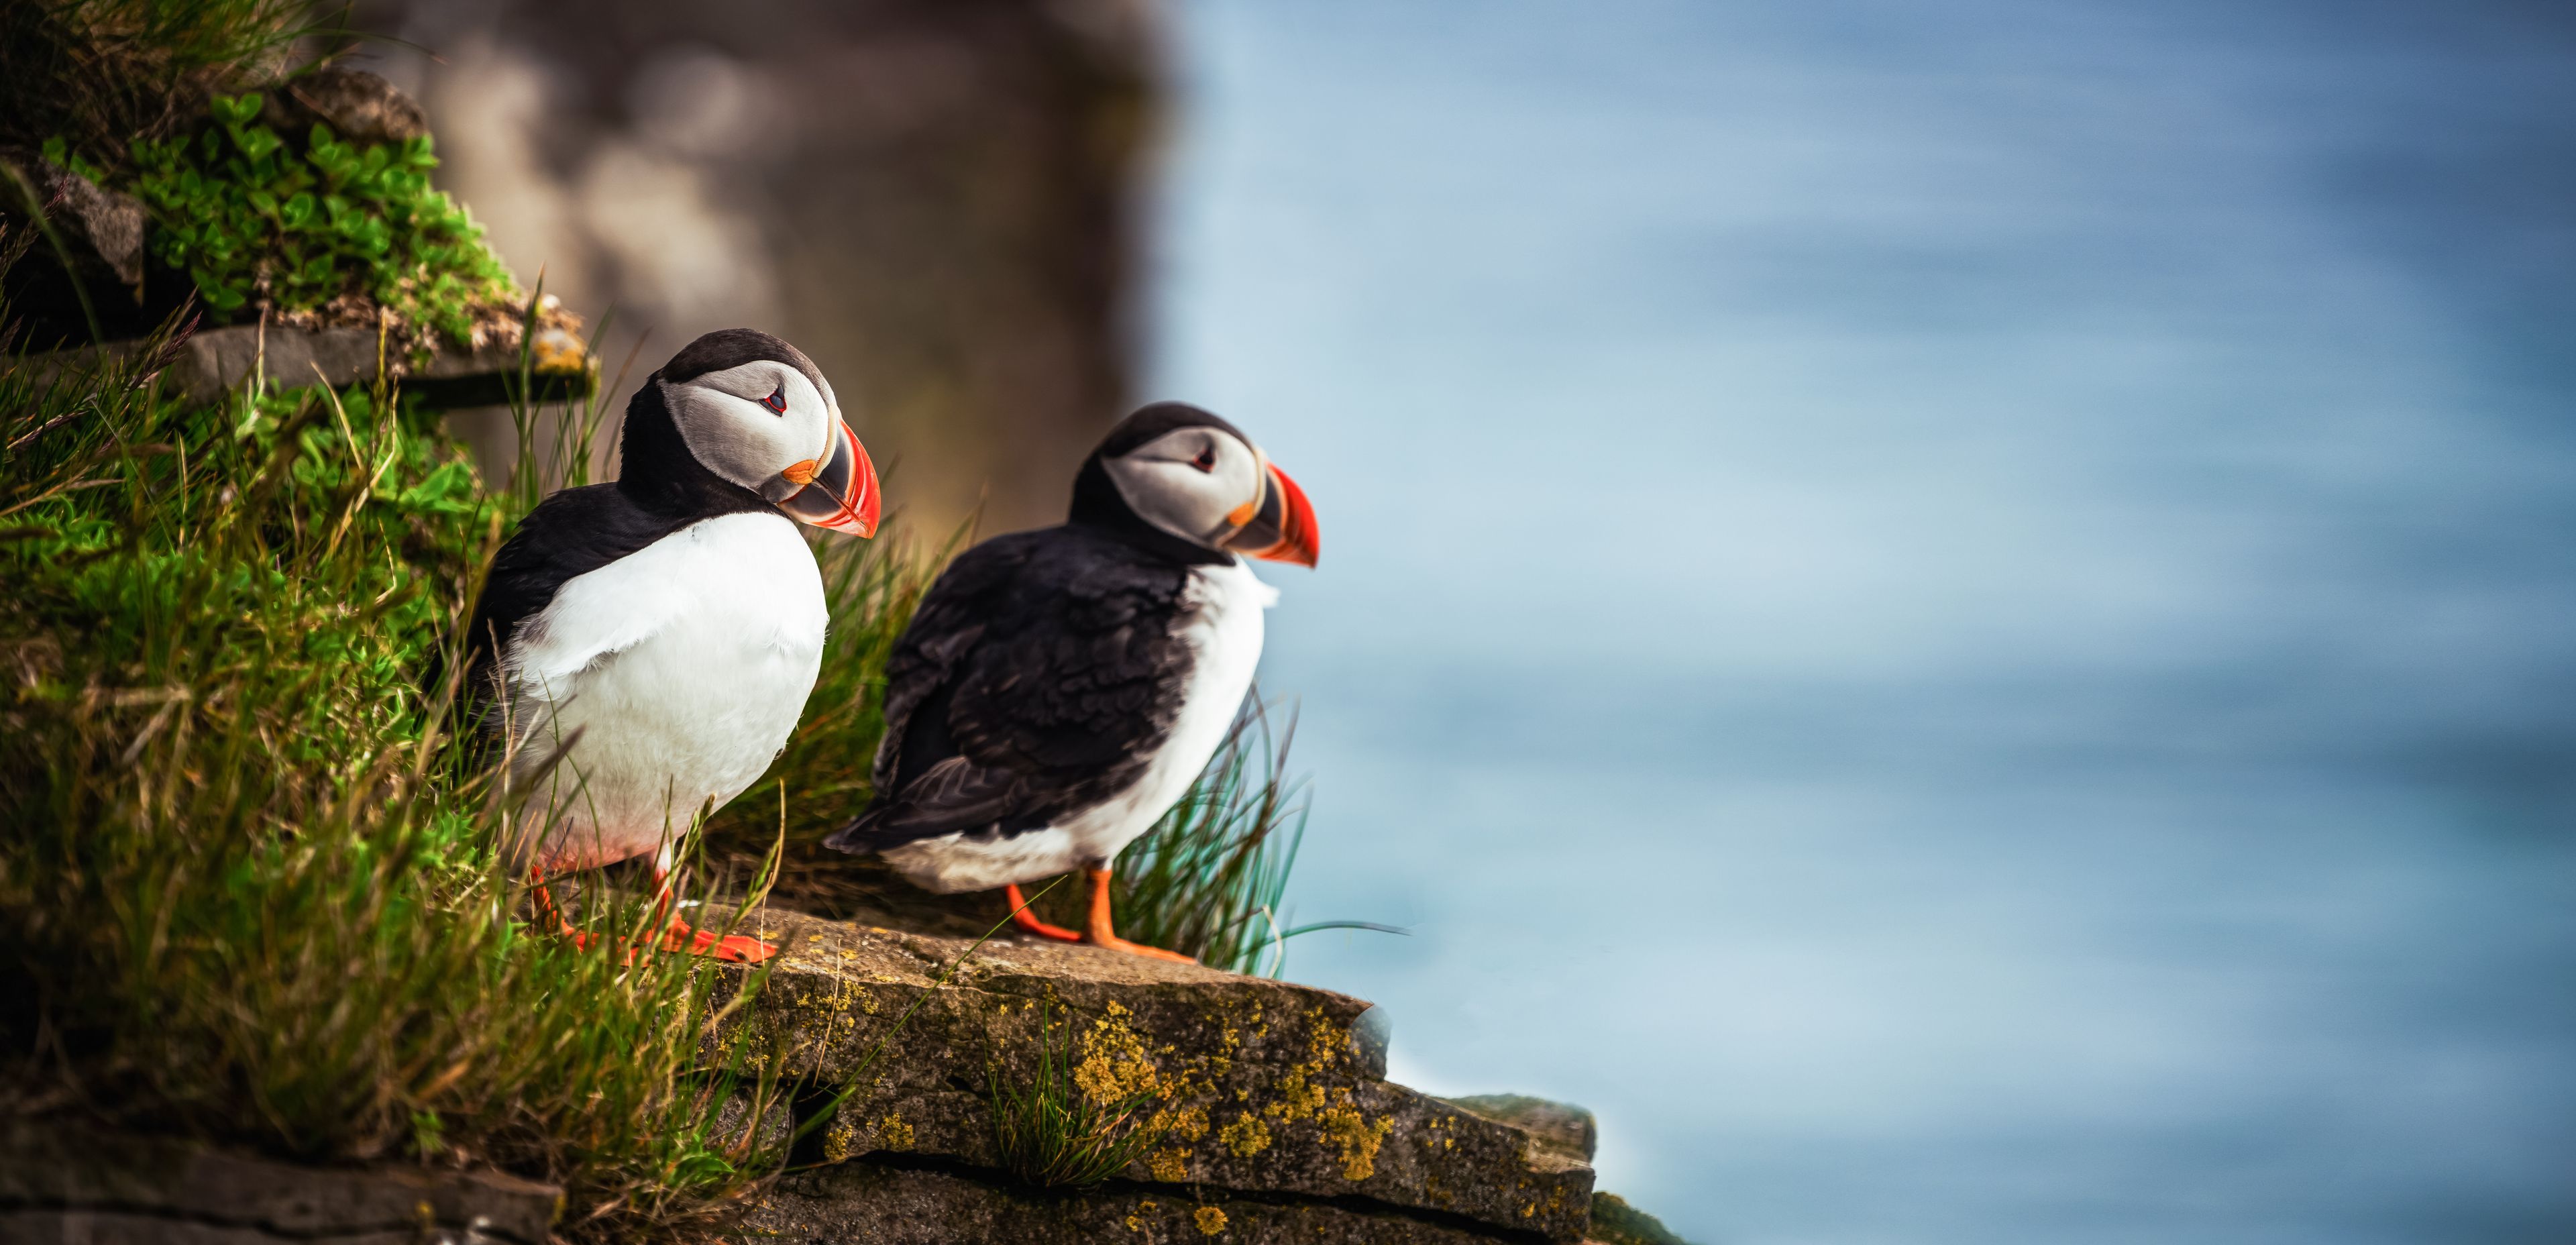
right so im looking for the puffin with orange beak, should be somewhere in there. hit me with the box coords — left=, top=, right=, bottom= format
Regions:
left=824, top=402, right=1318, bottom=961
left=462, top=329, right=878, bottom=963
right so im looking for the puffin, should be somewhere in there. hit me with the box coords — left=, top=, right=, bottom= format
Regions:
left=462, top=328, right=879, bottom=963
left=822, top=402, right=1318, bottom=961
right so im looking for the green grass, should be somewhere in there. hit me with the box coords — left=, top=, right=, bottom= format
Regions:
left=989, top=997, right=1167, bottom=1189
left=1018, top=700, right=1402, bottom=975
left=0, top=0, right=324, bottom=178
left=0, top=286, right=808, bottom=1238
left=1112, top=700, right=1320, bottom=973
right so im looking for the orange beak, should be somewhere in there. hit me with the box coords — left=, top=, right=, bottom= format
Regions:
left=777, top=419, right=881, bottom=537
left=1221, top=460, right=1320, bottom=567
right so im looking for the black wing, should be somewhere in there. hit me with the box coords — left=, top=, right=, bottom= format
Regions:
left=454, top=483, right=704, bottom=704
left=824, top=526, right=1194, bottom=853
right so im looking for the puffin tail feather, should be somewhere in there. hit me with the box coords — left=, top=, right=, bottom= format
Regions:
left=820, top=808, right=889, bottom=855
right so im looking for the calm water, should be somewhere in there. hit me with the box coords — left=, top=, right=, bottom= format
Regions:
left=1148, top=3, right=2576, bottom=1241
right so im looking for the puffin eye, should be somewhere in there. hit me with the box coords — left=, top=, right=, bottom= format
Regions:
left=761, top=386, right=788, bottom=415
left=1189, top=446, right=1217, bottom=472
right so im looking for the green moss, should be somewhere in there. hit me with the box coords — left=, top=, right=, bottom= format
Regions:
left=109, top=91, right=516, bottom=343
left=1590, top=1192, right=1695, bottom=1245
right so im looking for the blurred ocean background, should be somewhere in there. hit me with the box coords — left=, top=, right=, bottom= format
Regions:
left=1147, top=2, right=2576, bottom=1242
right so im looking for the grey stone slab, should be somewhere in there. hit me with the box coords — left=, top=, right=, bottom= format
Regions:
left=0, top=1120, right=559, bottom=1245
left=745, top=1156, right=1526, bottom=1245
left=1442, top=1096, right=1597, bottom=1165
left=27, top=322, right=592, bottom=411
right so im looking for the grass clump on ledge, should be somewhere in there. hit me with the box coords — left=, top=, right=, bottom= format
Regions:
left=1006, top=702, right=1400, bottom=975
left=989, top=998, right=1167, bottom=1189
left=0, top=280, right=804, bottom=1238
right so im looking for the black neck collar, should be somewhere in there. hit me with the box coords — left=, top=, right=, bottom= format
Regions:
left=1067, top=455, right=1234, bottom=566
left=615, top=380, right=775, bottom=519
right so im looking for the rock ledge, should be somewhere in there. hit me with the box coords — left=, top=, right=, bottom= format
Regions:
left=726, top=909, right=1596, bottom=1242
left=0, top=1119, right=560, bottom=1245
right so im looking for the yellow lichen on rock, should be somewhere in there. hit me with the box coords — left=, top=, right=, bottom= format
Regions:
left=1319, top=1105, right=1394, bottom=1181
left=821, top=1115, right=859, bottom=1163
left=1258, top=1006, right=1350, bottom=1124
left=1264, top=1069, right=1328, bottom=1122
left=876, top=1113, right=914, bottom=1150
left=808, top=974, right=881, bottom=1052
left=1152, top=1101, right=1210, bottom=1143
left=1075, top=1002, right=1166, bottom=1104
left=1193, top=1205, right=1228, bottom=1236
left=1218, top=1111, right=1272, bottom=1158
left=1150, top=1146, right=1190, bottom=1182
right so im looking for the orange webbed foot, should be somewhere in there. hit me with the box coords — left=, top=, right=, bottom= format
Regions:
left=663, top=917, right=777, bottom=963
left=1078, top=867, right=1197, bottom=963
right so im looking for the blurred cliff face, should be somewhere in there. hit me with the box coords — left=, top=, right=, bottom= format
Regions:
left=360, top=0, right=1160, bottom=538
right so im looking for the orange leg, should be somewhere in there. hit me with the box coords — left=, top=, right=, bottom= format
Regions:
left=1081, top=867, right=1195, bottom=963
left=531, top=863, right=590, bottom=946
left=651, top=867, right=776, bottom=964
left=531, top=863, right=773, bottom=963
left=1005, top=882, right=1083, bottom=942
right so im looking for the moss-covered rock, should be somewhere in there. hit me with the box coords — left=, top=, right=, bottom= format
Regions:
left=1444, top=1094, right=1597, bottom=1165
left=720, top=910, right=1597, bottom=1242
left=1587, top=1192, right=1693, bottom=1245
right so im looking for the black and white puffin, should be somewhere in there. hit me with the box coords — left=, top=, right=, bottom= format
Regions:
left=822, top=402, right=1318, bottom=961
left=463, top=328, right=879, bottom=963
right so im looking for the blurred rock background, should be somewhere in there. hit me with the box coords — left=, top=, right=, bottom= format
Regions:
left=356, top=0, right=1160, bottom=539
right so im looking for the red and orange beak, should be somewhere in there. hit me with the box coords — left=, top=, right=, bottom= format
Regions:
left=1220, top=459, right=1319, bottom=567
left=777, top=419, right=881, bottom=537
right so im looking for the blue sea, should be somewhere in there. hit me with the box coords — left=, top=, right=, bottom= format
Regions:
left=1147, top=3, right=2576, bottom=1241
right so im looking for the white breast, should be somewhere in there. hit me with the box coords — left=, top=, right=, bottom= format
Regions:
left=881, top=558, right=1277, bottom=893
left=503, top=510, right=826, bottom=871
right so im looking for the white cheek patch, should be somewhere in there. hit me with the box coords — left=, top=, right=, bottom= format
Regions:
left=664, top=362, right=832, bottom=493
left=1103, top=429, right=1263, bottom=547
left=1106, top=457, right=1228, bottom=545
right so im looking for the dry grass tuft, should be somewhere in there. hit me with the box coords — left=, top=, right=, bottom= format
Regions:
left=0, top=0, right=328, bottom=174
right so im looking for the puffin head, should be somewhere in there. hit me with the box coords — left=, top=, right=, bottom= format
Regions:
left=638, top=328, right=880, bottom=537
left=1072, top=402, right=1318, bottom=567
